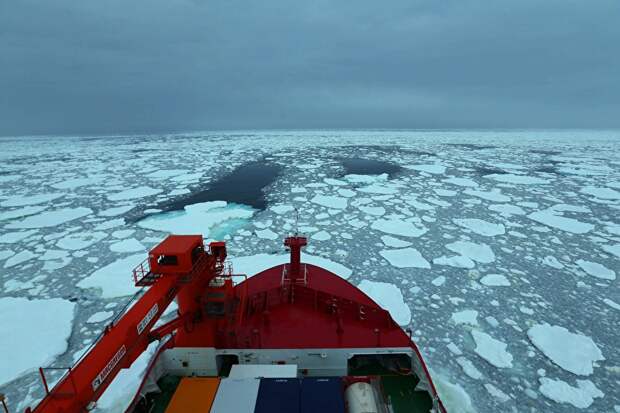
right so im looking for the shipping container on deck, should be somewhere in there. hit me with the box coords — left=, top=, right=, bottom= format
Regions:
left=300, top=377, right=345, bottom=413
left=209, top=378, right=260, bottom=413
left=254, top=378, right=301, bottom=413
left=164, top=377, right=219, bottom=413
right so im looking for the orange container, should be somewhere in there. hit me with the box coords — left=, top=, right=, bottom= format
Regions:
left=165, top=377, right=220, bottom=413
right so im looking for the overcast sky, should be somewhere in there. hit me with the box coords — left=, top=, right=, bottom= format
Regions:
left=1, top=0, right=619, bottom=136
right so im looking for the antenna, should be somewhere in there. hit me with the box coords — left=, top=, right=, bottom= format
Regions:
left=294, top=207, right=299, bottom=236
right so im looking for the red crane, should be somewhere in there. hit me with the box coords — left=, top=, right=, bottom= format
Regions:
left=28, top=235, right=226, bottom=413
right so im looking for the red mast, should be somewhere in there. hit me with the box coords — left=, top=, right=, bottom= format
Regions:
left=284, top=235, right=307, bottom=282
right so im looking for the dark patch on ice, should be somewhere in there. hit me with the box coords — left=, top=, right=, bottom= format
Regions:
left=156, top=161, right=282, bottom=213
left=340, top=157, right=402, bottom=177
left=447, top=143, right=496, bottom=150
left=131, top=148, right=149, bottom=153
left=473, top=166, right=507, bottom=176
left=529, top=149, right=562, bottom=155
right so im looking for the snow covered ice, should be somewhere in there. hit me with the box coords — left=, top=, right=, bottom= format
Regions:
left=0, top=130, right=619, bottom=412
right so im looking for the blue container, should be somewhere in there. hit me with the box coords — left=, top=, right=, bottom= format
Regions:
left=255, top=378, right=301, bottom=413
left=300, top=377, right=345, bottom=413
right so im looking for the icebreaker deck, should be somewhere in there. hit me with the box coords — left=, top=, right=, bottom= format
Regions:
left=26, top=234, right=447, bottom=413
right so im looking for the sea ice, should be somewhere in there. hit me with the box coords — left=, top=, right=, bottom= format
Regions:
left=0, top=193, right=64, bottom=207
left=484, top=174, right=550, bottom=185
left=580, top=186, right=620, bottom=200
left=371, top=219, right=428, bottom=237
left=0, top=206, right=47, bottom=221
left=5, top=207, right=93, bottom=229
left=86, top=311, right=114, bottom=323
left=471, top=330, right=513, bottom=368
left=358, top=280, right=411, bottom=325
left=541, top=255, right=563, bottom=269
left=255, top=228, right=278, bottom=240
left=463, top=189, right=510, bottom=202
left=4, top=251, right=36, bottom=268
left=484, top=383, right=510, bottom=402
left=310, top=195, right=348, bottom=209
left=538, top=378, right=603, bottom=408
left=77, top=254, right=146, bottom=298
left=109, top=238, right=145, bottom=253
left=406, top=163, right=446, bottom=174
left=358, top=206, right=386, bottom=216
left=310, top=230, right=331, bottom=241
left=527, top=323, right=604, bottom=375
left=380, top=235, right=412, bottom=248
left=0, top=230, right=38, bottom=244
left=488, top=204, right=526, bottom=216
left=602, top=298, right=620, bottom=311
left=379, top=248, right=431, bottom=269
left=138, top=201, right=254, bottom=238
left=431, top=276, right=446, bottom=286
left=457, top=357, right=483, bottom=380
left=107, top=186, right=162, bottom=201
left=57, top=232, right=107, bottom=250
left=527, top=211, right=594, bottom=234
left=575, top=259, right=615, bottom=280
left=270, top=204, right=294, bottom=215
left=99, top=205, right=135, bottom=217
left=479, top=274, right=510, bottom=286
left=445, top=241, right=495, bottom=263
left=602, top=243, right=620, bottom=258
left=0, top=297, right=75, bottom=386
left=433, top=255, right=475, bottom=269
left=451, top=310, right=479, bottom=326
left=443, top=177, right=478, bottom=187
left=453, top=219, right=505, bottom=237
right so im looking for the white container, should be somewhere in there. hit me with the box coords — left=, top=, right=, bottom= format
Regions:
left=345, top=382, right=379, bottom=413
left=210, top=378, right=260, bottom=413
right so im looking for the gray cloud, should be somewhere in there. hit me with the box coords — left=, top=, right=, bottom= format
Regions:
left=1, top=0, right=619, bottom=136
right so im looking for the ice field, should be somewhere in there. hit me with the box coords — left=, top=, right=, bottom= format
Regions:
left=0, top=130, right=619, bottom=412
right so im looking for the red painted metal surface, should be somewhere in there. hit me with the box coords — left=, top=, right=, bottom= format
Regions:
left=28, top=235, right=446, bottom=413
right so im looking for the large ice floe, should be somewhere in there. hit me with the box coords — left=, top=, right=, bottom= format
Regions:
left=471, top=330, right=513, bottom=368
left=379, top=247, right=431, bottom=268
left=0, top=297, right=75, bottom=386
left=527, top=323, right=604, bottom=376
left=138, top=201, right=255, bottom=239
left=357, top=280, right=411, bottom=325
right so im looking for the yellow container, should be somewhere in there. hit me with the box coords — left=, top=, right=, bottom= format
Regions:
left=165, top=377, right=220, bottom=413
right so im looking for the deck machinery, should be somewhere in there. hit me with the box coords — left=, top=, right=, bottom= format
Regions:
left=23, top=234, right=447, bottom=413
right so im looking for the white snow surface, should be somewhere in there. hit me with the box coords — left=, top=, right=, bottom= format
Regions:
left=527, top=211, right=594, bottom=234
left=357, top=280, right=411, bottom=325
left=6, top=207, right=92, bottom=229
left=445, top=241, right=495, bottom=263
left=471, top=330, right=513, bottom=368
left=0, top=297, right=75, bottom=386
left=527, top=323, right=604, bottom=376
left=379, top=247, right=431, bottom=269
left=107, top=186, right=162, bottom=201
left=575, top=259, right=615, bottom=280
left=77, top=254, right=145, bottom=298
left=539, top=378, right=604, bottom=409
left=371, top=219, right=428, bottom=237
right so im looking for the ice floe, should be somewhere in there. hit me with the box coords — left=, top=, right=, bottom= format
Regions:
left=0, top=230, right=38, bottom=244
left=86, top=311, right=114, bottom=323
left=380, top=235, right=412, bottom=248
left=310, top=195, right=348, bottom=209
left=6, top=207, right=93, bottom=229
left=433, top=255, right=475, bottom=269
left=0, top=193, right=64, bottom=207
left=471, top=330, right=513, bottom=368
left=379, top=248, right=430, bottom=269
left=479, top=274, right=510, bottom=286
left=109, top=238, right=146, bottom=253
left=357, top=280, right=411, bottom=325
left=602, top=243, right=620, bottom=258
left=445, top=241, right=495, bottom=263
left=99, top=205, right=135, bottom=217
left=406, top=163, right=447, bottom=174
left=488, top=204, right=526, bottom=216
left=4, top=251, right=36, bottom=268
left=0, top=206, right=47, bottom=221
left=575, top=259, right=615, bottom=280
left=0, top=297, right=75, bottom=386
left=463, top=189, right=510, bottom=202
left=538, top=378, right=603, bottom=408
left=138, top=201, right=254, bottom=239
left=107, top=186, right=162, bottom=201
left=57, top=232, right=107, bottom=250
left=527, top=323, right=604, bottom=375
left=443, top=177, right=478, bottom=187
left=453, top=219, right=505, bottom=237
left=451, top=310, right=478, bottom=326
left=485, top=174, right=550, bottom=185
left=580, top=186, right=620, bottom=200
left=527, top=211, right=594, bottom=234
left=371, top=219, right=428, bottom=237
left=77, top=254, right=146, bottom=298
left=602, top=298, right=620, bottom=311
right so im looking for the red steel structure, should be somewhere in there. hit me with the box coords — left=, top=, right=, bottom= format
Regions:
left=27, top=234, right=446, bottom=413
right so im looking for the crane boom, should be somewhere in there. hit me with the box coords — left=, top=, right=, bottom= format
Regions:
left=28, top=235, right=224, bottom=413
